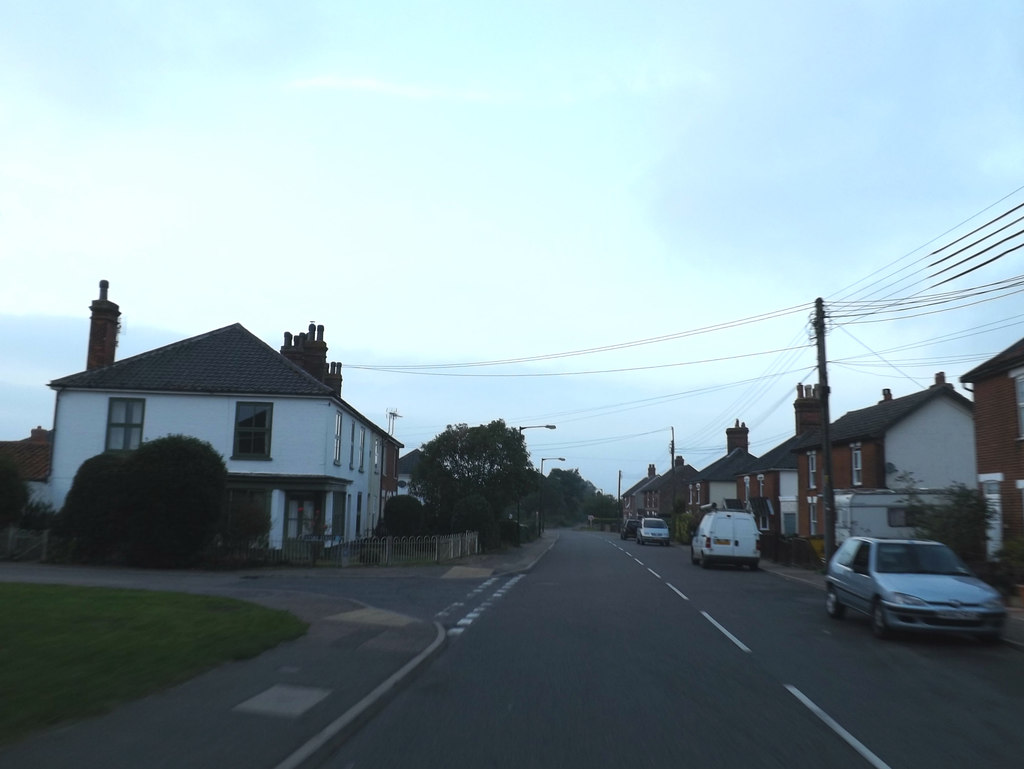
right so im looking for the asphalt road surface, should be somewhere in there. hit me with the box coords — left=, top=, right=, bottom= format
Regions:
left=320, top=529, right=1024, bottom=769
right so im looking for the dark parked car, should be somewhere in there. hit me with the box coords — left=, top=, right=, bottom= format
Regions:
left=825, top=536, right=1006, bottom=641
left=620, top=518, right=639, bottom=540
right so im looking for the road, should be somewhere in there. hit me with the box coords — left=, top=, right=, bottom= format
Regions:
left=320, top=529, right=1024, bottom=769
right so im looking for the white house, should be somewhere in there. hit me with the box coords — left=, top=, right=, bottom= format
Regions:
left=48, top=281, right=401, bottom=545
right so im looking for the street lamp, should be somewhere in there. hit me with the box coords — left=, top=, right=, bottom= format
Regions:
left=539, top=457, right=565, bottom=536
left=516, top=424, right=557, bottom=545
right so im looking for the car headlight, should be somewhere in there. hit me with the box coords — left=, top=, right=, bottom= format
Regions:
left=982, top=598, right=1005, bottom=611
left=890, top=592, right=928, bottom=606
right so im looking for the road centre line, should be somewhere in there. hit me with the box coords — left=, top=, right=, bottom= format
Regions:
left=666, top=583, right=689, bottom=601
left=700, top=611, right=751, bottom=653
left=785, top=685, right=892, bottom=769
left=647, top=568, right=661, bottom=579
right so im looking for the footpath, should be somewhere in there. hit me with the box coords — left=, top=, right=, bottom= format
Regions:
left=0, top=537, right=555, bottom=769
left=0, top=532, right=1020, bottom=769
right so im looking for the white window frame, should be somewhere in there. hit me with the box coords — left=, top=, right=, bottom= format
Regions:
left=333, top=412, right=343, bottom=465
left=807, top=451, right=817, bottom=489
left=851, top=443, right=863, bottom=487
left=808, top=496, right=818, bottom=536
left=1017, top=374, right=1024, bottom=438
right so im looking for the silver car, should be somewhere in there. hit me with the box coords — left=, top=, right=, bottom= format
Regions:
left=825, top=537, right=1006, bottom=641
left=637, top=517, right=670, bottom=546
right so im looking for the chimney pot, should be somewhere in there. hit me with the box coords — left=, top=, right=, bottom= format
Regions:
left=934, top=371, right=946, bottom=386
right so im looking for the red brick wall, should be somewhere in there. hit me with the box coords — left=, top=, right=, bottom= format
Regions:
left=973, top=375, right=1024, bottom=540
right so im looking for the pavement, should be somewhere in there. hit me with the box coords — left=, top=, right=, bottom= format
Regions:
left=1, top=531, right=1021, bottom=769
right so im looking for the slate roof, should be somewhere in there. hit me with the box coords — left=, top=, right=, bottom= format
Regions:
left=961, top=336, right=1024, bottom=383
left=793, top=384, right=972, bottom=450
left=745, top=434, right=804, bottom=473
left=398, top=449, right=422, bottom=475
left=692, top=447, right=759, bottom=482
left=49, top=323, right=335, bottom=397
left=643, top=462, right=699, bottom=492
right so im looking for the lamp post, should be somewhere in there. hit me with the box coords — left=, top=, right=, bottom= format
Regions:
left=516, top=424, right=556, bottom=545
left=539, top=457, right=565, bottom=536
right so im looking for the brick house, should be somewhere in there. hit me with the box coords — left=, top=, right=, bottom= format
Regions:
left=793, top=372, right=975, bottom=537
left=961, top=338, right=1024, bottom=553
left=736, top=384, right=822, bottom=536
left=638, top=457, right=699, bottom=517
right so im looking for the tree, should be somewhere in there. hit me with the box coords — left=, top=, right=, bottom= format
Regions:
left=452, top=493, right=500, bottom=550
left=412, top=421, right=532, bottom=534
left=909, top=482, right=992, bottom=563
left=0, top=455, right=29, bottom=528
left=383, top=494, right=426, bottom=537
left=122, top=435, right=227, bottom=567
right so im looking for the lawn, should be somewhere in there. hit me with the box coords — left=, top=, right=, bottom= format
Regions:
left=0, top=583, right=308, bottom=745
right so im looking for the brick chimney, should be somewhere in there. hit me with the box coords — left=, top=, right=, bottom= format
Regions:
left=87, top=280, right=120, bottom=370
left=674, top=455, right=686, bottom=467
left=280, top=323, right=330, bottom=383
left=28, top=426, right=50, bottom=444
left=793, top=383, right=822, bottom=435
left=726, top=419, right=749, bottom=452
left=932, top=371, right=947, bottom=387
left=881, top=388, right=893, bottom=402
left=647, top=463, right=657, bottom=478
left=325, top=361, right=343, bottom=395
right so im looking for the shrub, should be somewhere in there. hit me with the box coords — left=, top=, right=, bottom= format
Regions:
left=123, top=435, right=227, bottom=567
left=452, top=493, right=499, bottom=551
left=57, top=452, right=130, bottom=561
left=383, top=495, right=426, bottom=537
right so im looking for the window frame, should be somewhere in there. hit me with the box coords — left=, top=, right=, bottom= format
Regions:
left=807, top=450, right=817, bottom=489
left=106, top=397, right=145, bottom=452
left=851, top=442, right=863, bottom=486
left=333, top=412, right=343, bottom=466
left=233, top=401, right=273, bottom=459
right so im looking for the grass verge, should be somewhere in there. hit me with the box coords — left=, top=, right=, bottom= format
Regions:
left=0, top=583, right=308, bottom=745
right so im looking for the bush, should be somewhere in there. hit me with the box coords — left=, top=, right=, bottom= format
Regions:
left=911, top=483, right=991, bottom=563
left=0, top=456, right=28, bottom=528
left=57, top=452, right=130, bottom=561
left=123, top=435, right=227, bottom=567
left=383, top=495, right=426, bottom=537
left=452, top=494, right=499, bottom=551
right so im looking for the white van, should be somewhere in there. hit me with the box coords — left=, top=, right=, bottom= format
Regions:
left=690, top=506, right=760, bottom=570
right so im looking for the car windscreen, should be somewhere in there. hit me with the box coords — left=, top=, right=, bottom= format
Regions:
left=643, top=519, right=667, bottom=529
left=875, top=543, right=970, bottom=575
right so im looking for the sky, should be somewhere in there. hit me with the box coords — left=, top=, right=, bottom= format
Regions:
left=2, top=1, right=1023, bottom=497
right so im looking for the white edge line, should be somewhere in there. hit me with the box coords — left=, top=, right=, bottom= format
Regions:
left=785, top=685, right=892, bottom=769
left=647, top=568, right=661, bottom=579
left=273, top=622, right=447, bottom=769
left=666, top=583, right=689, bottom=601
left=700, top=610, right=751, bottom=653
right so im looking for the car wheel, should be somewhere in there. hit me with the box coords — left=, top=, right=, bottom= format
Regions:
left=637, top=536, right=643, bottom=546
left=700, top=552, right=709, bottom=569
left=871, top=599, right=889, bottom=639
left=825, top=586, right=845, bottom=619
left=690, top=547, right=698, bottom=565
left=748, top=560, right=759, bottom=571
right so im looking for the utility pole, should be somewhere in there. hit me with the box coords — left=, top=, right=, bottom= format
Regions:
left=814, top=298, right=837, bottom=561
left=669, top=427, right=676, bottom=518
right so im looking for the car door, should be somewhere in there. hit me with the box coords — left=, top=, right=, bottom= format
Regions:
left=844, top=541, right=874, bottom=613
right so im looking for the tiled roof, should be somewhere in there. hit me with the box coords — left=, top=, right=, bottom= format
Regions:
left=793, top=384, right=972, bottom=449
left=0, top=440, right=50, bottom=481
left=643, top=463, right=699, bottom=491
left=961, top=336, right=1024, bottom=383
left=49, top=324, right=335, bottom=397
left=693, top=447, right=759, bottom=481
left=398, top=449, right=422, bottom=474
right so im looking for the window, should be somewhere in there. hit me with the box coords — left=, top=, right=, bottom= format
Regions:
left=373, top=437, right=381, bottom=475
left=359, top=427, right=366, bottom=471
left=1017, top=375, right=1024, bottom=437
left=333, top=413, right=343, bottom=465
left=808, top=497, right=818, bottom=536
left=807, top=451, right=817, bottom=489
left=851, top=443, right=862, bottom=486
left=106, top=398, right=144, bottom=451
left=349, top=422, right=356, bottom=469
left=887, top=507, right=917, bottom=527
left=234, top=402, right=272, bottom=458
left=852, top=541, right=870, bottom=572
